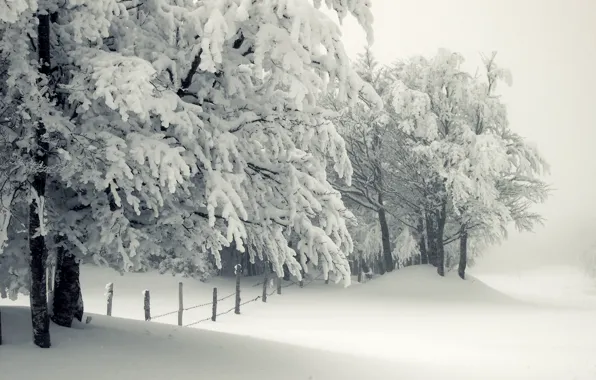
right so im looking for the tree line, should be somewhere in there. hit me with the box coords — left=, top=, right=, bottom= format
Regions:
left=0, top=0, right=548, bottom=349
left=329, top=48, right=549, bottom=279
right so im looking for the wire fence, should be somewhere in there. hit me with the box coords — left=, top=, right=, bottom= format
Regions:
left=183, top=273, right=324, bottom=326
left=104, top=272, right=326, bottom=328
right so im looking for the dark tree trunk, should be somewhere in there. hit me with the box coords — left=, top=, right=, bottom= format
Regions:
left=458, top=226, right=468, bottom=280
left=377, top=205, right=393, bottom=273
left=261, top=261, right=269, bottom=302
left=417, top=218, right=428, bottom=265
left=282, top=264, right=290, bottom=281
left=234, top=252, right=241, bottom=314
left=243, top=252, right=254, bottom=276
left=51, top=238, right=84, bottom=327
left=425, top=214, right=438, bottom=266
left=436, top=203, right=447, bottom=277
left=283, top=241, right=292, bottom=280
left=376, top=256, right=385, bottom=275
left=29, top=13, right=52, bottom=349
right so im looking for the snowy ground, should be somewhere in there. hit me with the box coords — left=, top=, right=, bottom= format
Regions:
left=2, top=264, right=596, bottom=379
left=0, top=306, right=398, bottom=380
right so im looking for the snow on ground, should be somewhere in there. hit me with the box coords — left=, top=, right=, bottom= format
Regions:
left=2, top=264, right=596, bottom=379
left=0, top=306, right=398, bottom=380
left=474, top=264, right=596, bottom=309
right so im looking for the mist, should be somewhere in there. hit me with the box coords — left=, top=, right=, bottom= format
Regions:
left=332, top=0, right=596, bottom=272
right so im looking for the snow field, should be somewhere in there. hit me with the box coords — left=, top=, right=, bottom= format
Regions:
left=2, top=265, right=596, bottom=379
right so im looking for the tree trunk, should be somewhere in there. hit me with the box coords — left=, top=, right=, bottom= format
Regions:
left=283, top=241, right=292, bottom=280
left=436, top=203, right=447, bottom=277
left=29, top=12, right=52, bottom=349
left=51, top=237, right=84, bottom=327
left=458, top=226, right=468, bottom=280
left=377, top=255, right=386, bottom=275
left=425, top=214, right=437, bottom=267
left=377, top=203, right=394, bottom=273
left=234, top=251, right=241, bottom=314
left=417, top=218, right=428, bottom=265
left=261, top=262, right=269, bottom=302
left=282, top=264, right=290, bottom=281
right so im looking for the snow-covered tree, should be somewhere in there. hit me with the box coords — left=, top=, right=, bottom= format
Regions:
left=0, top=0, right=378, bottom=347
left=439, top=52, right=549, bottom=278
left=327, top=47, right=406, bottom=273
left=387, top=50, right=549, bottom=278
left=331, top=48, right=549, bottom=279
left=392, top=227, right=420, bottom=268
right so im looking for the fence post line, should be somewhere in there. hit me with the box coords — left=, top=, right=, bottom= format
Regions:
left=262, top=263, right=269, bottom=303
left=276, top=277, right=282, bottom=295
left=211, top=287, right=217, bottom=322
left=143, top=290, right=151, bottom=321
left=178, top=282, right=183, bottom=326
left=234, top=264, right=242, bottom=315
left=106, top=283, right=114, bottom=316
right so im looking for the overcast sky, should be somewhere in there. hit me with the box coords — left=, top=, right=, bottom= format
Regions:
left=332, top=0, right=596, bottom=271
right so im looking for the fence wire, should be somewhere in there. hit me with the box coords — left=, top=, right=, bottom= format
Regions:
left=151, top=310, right=179, bottom=320
left=216, top=292, right=236, bottom=302
left=183, top=301, right=214, bottom=312
left=154, top=273, right=324, bottom=325
left=184, top=295, right=262, bottom=327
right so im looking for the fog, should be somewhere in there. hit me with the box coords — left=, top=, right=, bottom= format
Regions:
left=334, top=0, right=596, bottom=272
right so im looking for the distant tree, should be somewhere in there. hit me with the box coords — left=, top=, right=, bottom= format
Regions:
left=330, top=48, right=549, bottom=279
left=386, top=49, right=549, bottom=277
left=328, top=47, right=413, bottom=274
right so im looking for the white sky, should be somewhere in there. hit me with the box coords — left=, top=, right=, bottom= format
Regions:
left=332, top=0, right=596, bottom=271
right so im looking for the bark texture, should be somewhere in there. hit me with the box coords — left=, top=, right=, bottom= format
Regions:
left=378, top=205, right=394, bottom=273
left=29, top=12, right=51, bottom=349
left=425, top=214, right=438, bottom=267
left=458, top=227, right=468, bottom=280
left=51, top=240, right=84, bottom=328
left=417, top=218, right=428, bottom=265
left=436, top=203, right=447, bottom=277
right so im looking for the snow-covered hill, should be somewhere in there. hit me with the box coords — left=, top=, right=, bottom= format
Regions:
left=475, top=264, right=596, bottom=308
left=2, top=264, right=596, bottom=379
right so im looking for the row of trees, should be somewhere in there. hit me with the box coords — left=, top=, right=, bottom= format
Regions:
left=0, top=0, right=379, bottom=347
left=0, top=0, right=549, bottom=349
left=330, top=48, right=549, bottom=279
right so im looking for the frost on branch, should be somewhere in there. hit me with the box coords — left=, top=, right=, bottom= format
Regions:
left=0, top=0, right=377, bottom=287
left=392, top=227, right=420, bottom=266
left=0, top=0, right=37, bottom=23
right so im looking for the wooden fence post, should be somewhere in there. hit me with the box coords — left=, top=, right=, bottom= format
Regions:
left=143, top=290, right=151, bottom=321
left=178, top=282, right=183, bottom=326
left=262, top=263, right=269, bottom=303
left=234, top=264, right=242, bottom=315
left=211, top=287, right=217, bottom=322
left=277, top=277, right=282, bottom=295
left=106, top=283, right=113, bottom=316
